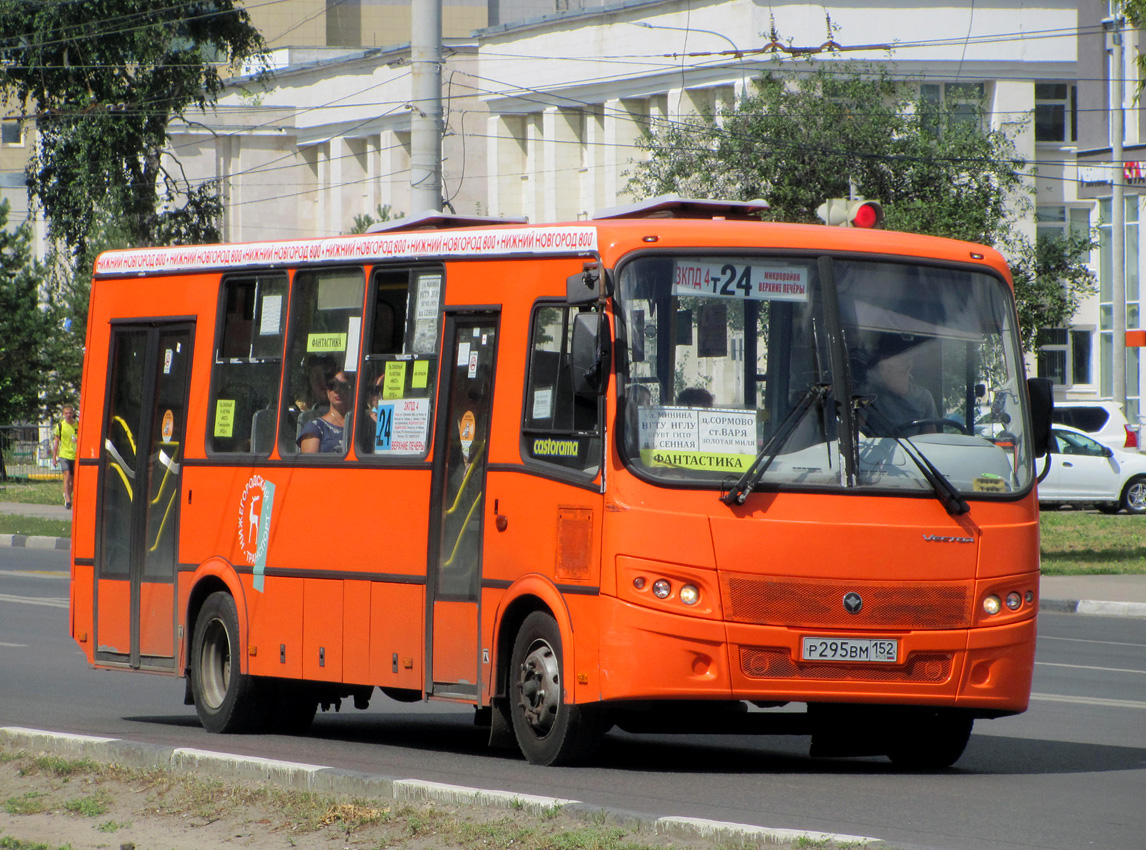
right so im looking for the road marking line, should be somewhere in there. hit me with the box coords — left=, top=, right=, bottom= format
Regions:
left=0, top=593, right=68, bottom=609
left=1040, top=635, right=1146, bottom=649
left=0, top=642, right=28, bottom=648
left=1031, top=692, right=1146, bottom=710
left=1036, top=661, right=1146, bottom=676
left=0, top=569, right=69, bottom=580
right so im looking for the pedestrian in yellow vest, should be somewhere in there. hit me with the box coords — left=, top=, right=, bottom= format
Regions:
left=51, top=403, right=78, bottom=510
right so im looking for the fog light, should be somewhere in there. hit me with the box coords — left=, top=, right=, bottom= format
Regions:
left=1025, top=590, right=1035, bottom=604
left=1006, top=591, right=1022, bottom=611
left=679, top=584, right=700, bottom=606
left=633, top=576, right=646, bottom=590
left=652, top=579, right=671, bottom=599
left=983, top=595, right=1002, bottom=615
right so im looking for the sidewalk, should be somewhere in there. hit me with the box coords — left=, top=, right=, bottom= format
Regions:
left=1, top=501, right=1144, bottom=617
left=0, top=501, right=72, bottom=551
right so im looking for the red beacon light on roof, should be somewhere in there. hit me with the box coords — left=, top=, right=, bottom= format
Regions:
left=816, top=198, right=885, bottom=229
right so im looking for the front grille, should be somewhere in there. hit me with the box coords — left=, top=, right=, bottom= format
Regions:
left=740, top=647, right=953, bottom=684
left=721, top=574, right=972, bottom=630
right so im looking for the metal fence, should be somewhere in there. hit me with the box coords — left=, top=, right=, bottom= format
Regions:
left=0, top=424, right=63, bottom=480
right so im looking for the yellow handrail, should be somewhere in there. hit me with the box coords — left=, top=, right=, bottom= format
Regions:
left=442, top=492, right=483, bottom=568
left=445, top=441, right=485, bottom=517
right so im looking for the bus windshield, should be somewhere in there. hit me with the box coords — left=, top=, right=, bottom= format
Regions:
left=616, top=253, right=1033, bottom=498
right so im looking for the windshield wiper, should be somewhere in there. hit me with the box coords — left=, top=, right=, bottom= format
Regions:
left=856, top=399, right=970, bottom=516
left=721, top=383, right=831, bottom=506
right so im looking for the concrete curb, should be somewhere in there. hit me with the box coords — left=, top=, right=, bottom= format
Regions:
left=1039, top=598, right=1146, bottom=618
left=0, top=726, right=880, bottom=847
left=0, top=534, right=69, bottom=550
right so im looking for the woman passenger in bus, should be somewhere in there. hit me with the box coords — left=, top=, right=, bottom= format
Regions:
left=298, top=368, right=353, bottom=453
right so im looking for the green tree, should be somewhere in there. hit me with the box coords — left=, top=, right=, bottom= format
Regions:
left=628, top=63, right=1094, bottom=350
left=0, top=0, right=267, bottom=257
left=0, top=199, right=53, bottom=432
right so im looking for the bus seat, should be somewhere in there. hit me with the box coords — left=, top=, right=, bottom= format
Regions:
left=251, top=407, right=276, bottom=454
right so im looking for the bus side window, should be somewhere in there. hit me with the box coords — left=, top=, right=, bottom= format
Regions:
left=207, top=275, right=287, bottom=455
left=521, top=303, right=603, bottom=476
left=357, top=267, right=440, bottom=459
left=280, top=268, right=365, bottom=457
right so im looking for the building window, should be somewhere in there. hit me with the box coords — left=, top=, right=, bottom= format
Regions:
left=1037, top=327, right=1093, bottom=387
left=1098, top=197, right=1141, bottom=409
left=1, top=119, right=22, bottom=146
left=1034, top=83, right=1077, bottom=143
left=1036, top=205, right=1090, bottom=241
left=1037, top=328, right=1068, bottom=385
left=920, top=82, right=986, bottom=133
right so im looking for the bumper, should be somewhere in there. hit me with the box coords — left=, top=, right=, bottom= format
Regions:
left=596, top=595, right=1034, bottom=713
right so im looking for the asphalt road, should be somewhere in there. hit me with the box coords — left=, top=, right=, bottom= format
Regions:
left=1, top=548, right=1144, bottom=850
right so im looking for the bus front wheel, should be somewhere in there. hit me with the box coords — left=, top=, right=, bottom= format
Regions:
left=509, top=611, right=604, bottom=765
left=191, top=591, right=267, bottom=733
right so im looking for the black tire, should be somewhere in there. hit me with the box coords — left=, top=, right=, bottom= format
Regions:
left=190, top=591, right=268, bottom=733
left=1120, top=476, right=1146, bottom=514
left=886, top=709, right=974, bottom=769
left=509, top=611, right=605, bottom=765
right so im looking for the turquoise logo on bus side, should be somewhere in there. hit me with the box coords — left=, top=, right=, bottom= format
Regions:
left=238, top=474, right=276, bottom=592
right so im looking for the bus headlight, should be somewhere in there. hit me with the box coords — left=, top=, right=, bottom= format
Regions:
left=982, top=595, right=1002, bottom=616
left=1006, top=592, right=1023, bottom=611
left=679, top=584, right=700, bottom=606
left=652, top=579, right=671, bottom=599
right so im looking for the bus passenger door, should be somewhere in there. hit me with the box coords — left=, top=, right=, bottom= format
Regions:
left=94, top=323, right=193, bottom=671
left=426, top=312, right=499, bottom=699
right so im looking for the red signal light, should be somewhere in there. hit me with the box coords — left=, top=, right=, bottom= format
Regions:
left=852, top=202, right=881, bottom=229
left=815, top=198, right=884, bottom=228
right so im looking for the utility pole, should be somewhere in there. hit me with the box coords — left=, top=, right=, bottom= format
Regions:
left=410, top=0, right=443, bottom=214
left=1106, top=14, right=1126, bottom=408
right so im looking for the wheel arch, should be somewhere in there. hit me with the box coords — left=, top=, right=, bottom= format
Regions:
left=1121, top=473, right=1146, bottom=512
left=183, top=558, right=248, bottom=676
left=490, top=575, right=574, bottom=703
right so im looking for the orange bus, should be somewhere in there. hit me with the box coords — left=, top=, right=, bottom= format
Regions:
left=69, top=198, right=1051, bottom=768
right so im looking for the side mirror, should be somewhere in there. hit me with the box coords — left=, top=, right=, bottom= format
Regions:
left=566, top=262, right=606, bottom=305
left=1027, top=377, right=1053, bottom=458
left=571, top=312, right=611, bottom=395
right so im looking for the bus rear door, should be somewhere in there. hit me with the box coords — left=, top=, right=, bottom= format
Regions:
left=426, top=311, right=499, bottom=699
left=94, top=322, right=193, bottom=671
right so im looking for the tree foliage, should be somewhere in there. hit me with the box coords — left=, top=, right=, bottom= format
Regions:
left=628, top=63, right=1095, bottom=351
left=0, top=0, right=267, bottom=256
left=0, top=199, right=53, bottom=426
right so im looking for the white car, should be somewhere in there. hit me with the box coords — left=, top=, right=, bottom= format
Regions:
left=1038, top=425, right=1146, bottom=514
left=1051, top=401, right=1140, bottom=453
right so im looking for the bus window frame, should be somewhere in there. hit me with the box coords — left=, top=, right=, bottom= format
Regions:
left=611, top=247, right=1034, bottom=502
left=278, top=265, right=368, bottom=461
left=354, top=263, right=446, bottom=464
left=518, top=298, right=606, bottom=487
left=204, top=271, right=291, bottom=459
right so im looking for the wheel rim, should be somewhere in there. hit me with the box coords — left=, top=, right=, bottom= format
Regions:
left=1127, top=481, right=1146, bottom=511
left=516, top=637, right=560, bottom=738
left=199, top=616, right=231, bottom=710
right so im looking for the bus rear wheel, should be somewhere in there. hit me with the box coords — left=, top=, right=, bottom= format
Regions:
left=885, top=708, right=974, bottom=769
left=191, top=591, right=268, bottom=733
left=509, top=611, right=604, bottom=765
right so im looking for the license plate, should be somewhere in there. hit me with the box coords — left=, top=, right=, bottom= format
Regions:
left=801, top=637, right=899, bottom=663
